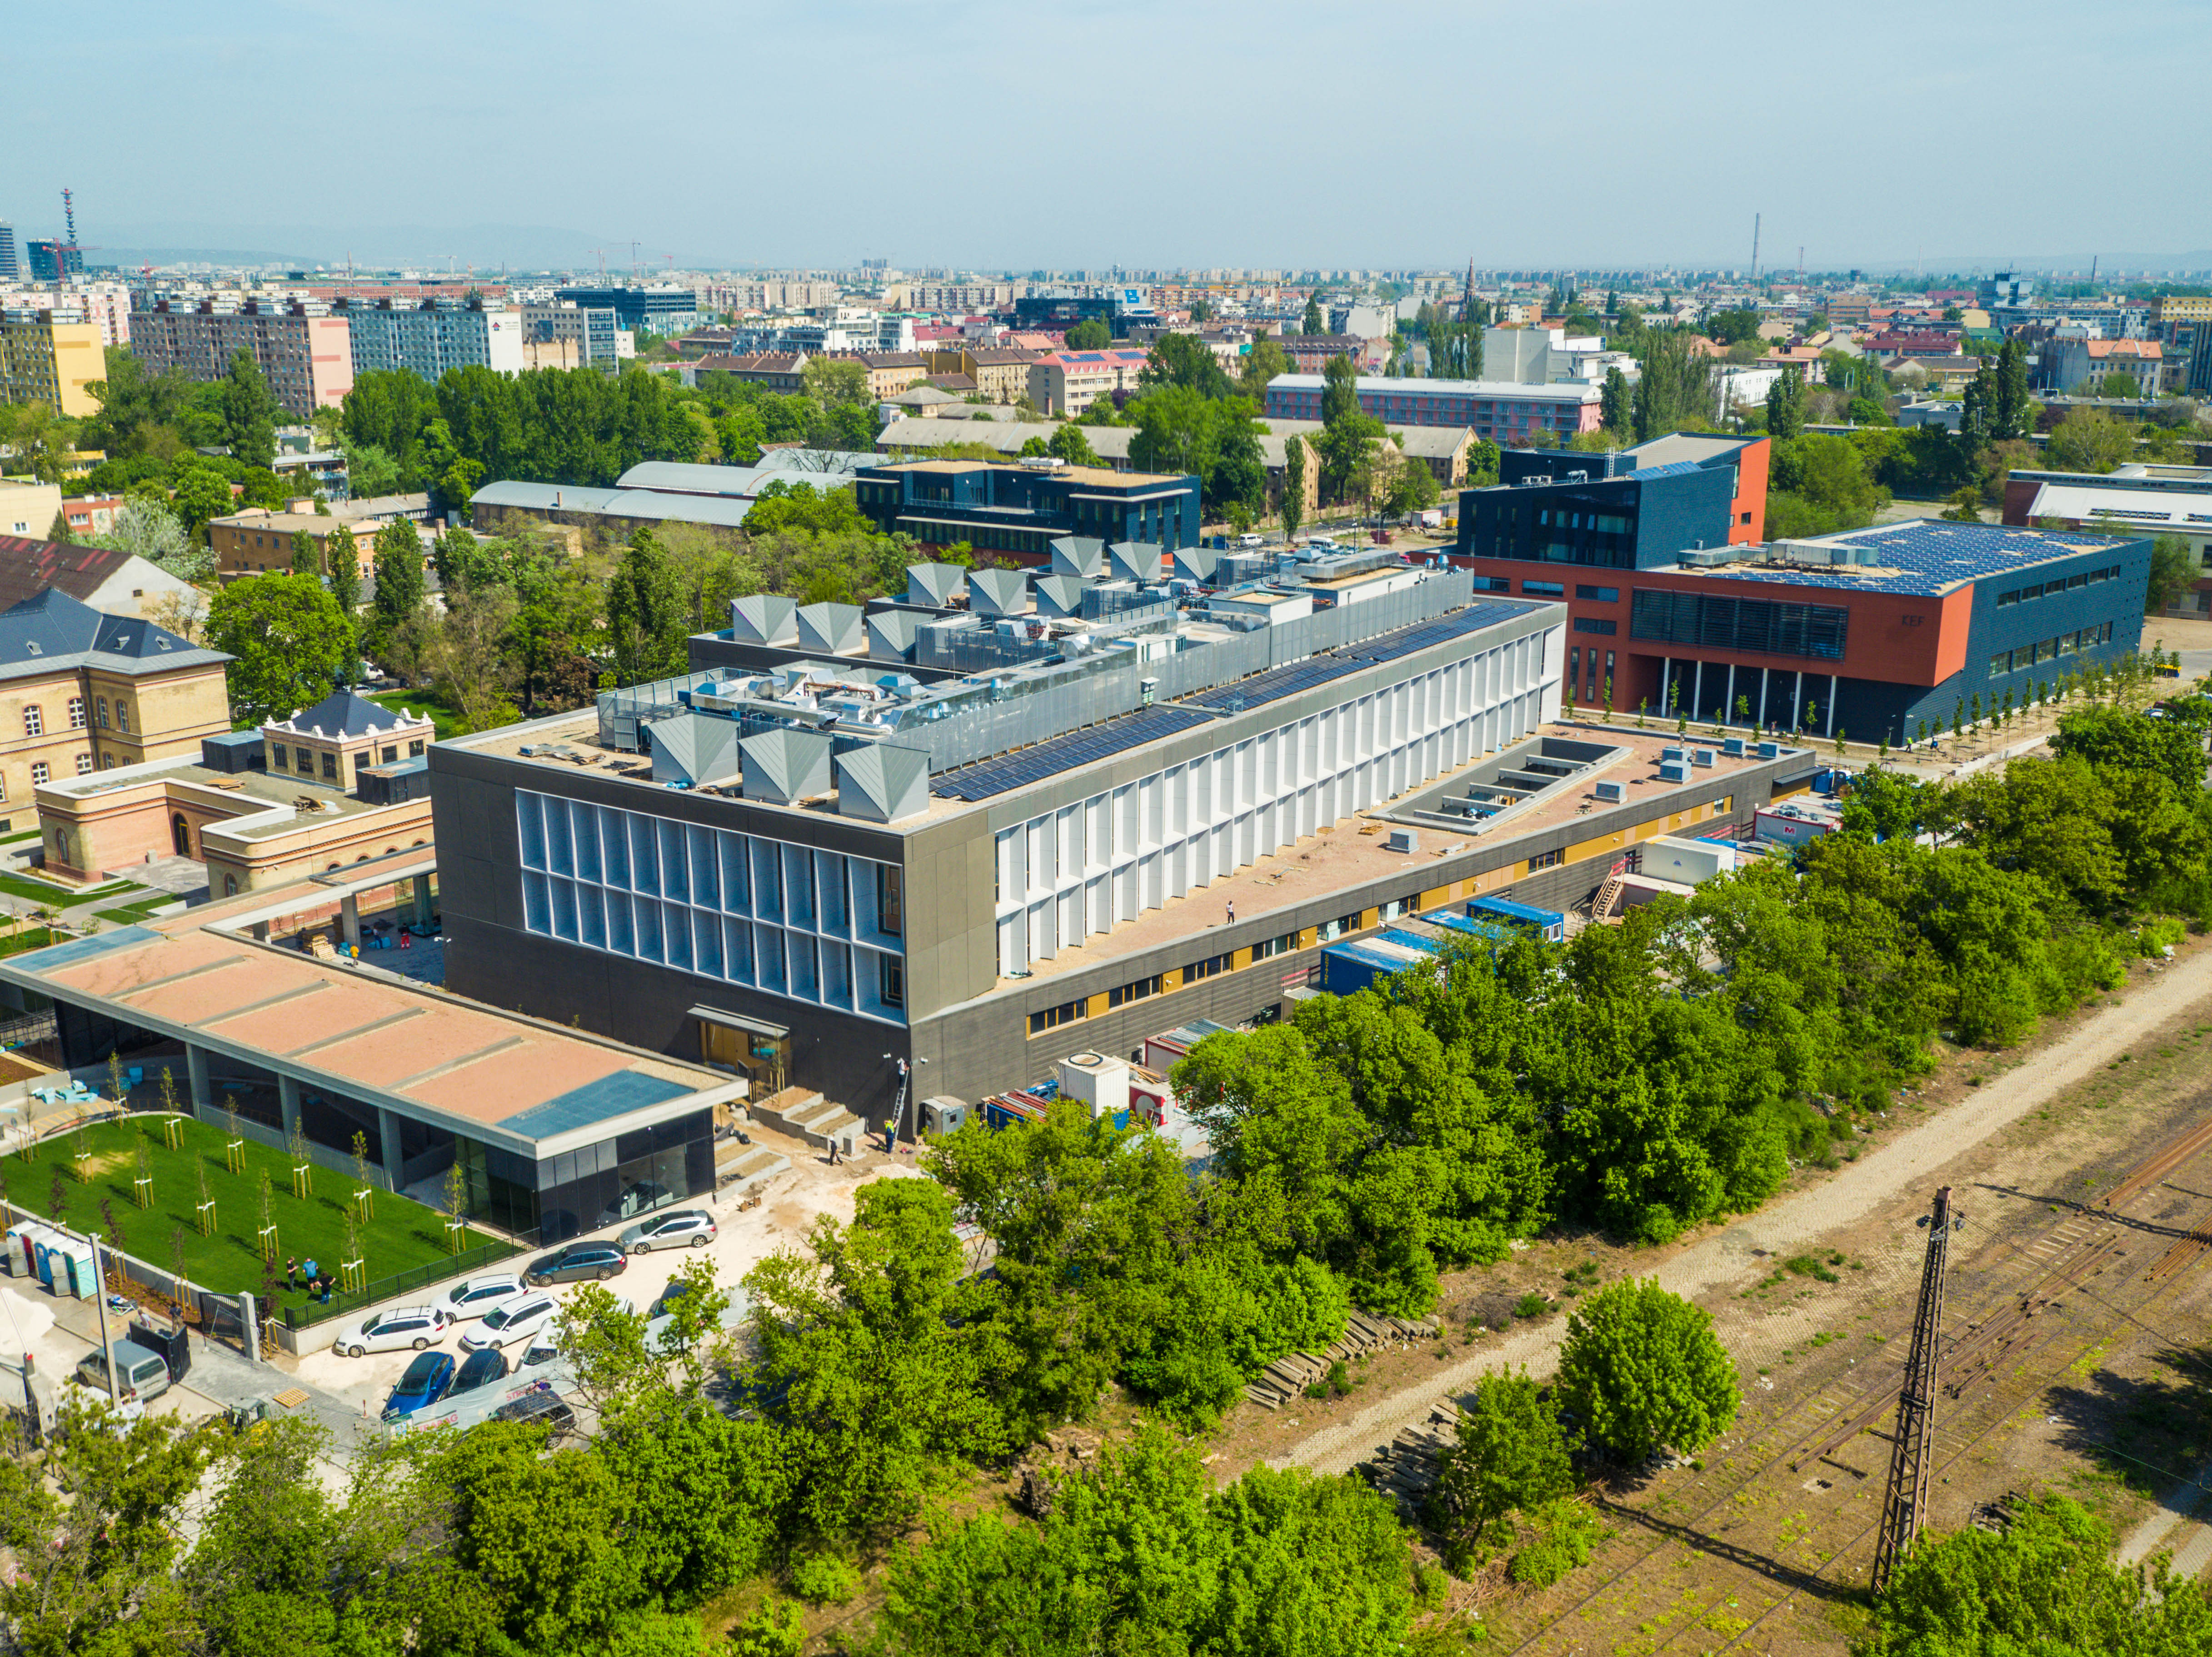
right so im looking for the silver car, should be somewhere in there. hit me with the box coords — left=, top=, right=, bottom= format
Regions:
left=460, top=1293, right=557, bottom=1353
left=617, top=1208, right=717, bottom=1254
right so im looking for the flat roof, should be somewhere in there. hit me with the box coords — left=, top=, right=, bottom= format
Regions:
left=0, top=886, right=736, bottom=1153
left=1267, top=373, right=1601, bottom=402
left=1682, top=520, right=2129, bottom=598
left=999, top=723, right=1768, bottom=992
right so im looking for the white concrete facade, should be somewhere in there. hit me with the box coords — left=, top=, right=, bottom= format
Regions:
left=992, top=628, right=1558, bottom=976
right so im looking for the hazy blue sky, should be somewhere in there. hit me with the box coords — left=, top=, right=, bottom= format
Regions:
left=7, top=0, right=2208, bottom=272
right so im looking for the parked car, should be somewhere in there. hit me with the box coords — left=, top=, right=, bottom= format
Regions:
left=524, top=1242, right=628, bottom=1287
left=648, top=1279, right=696, bottom=1321
left=617, top=1209, right=717, bottom=1254
left=450, top=1347, right=510, bottom=1397
left=444, top=1275, right=526, bottom=1322
left=335, top=1305, right=450, bottom=1358
left=516, top=1337, right=563, bottom=1369
left=491, top=1390, right=576, bottom=1437
left=383, top=1352, right=457, bottom=1421
left=461, top=1293, right=557, bottom=1353
left=73, top=1340, right=174, bottom=1404
left=1235, top=532, right=1266, bottom=549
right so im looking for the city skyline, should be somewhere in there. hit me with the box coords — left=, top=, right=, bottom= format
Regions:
left=6, top=0, right=2209, bottom=274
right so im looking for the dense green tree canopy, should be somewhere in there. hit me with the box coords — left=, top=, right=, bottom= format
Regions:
left=205, top=573, right=355, bottom=721
left=1555, top=1278, right=1739, bottom=1462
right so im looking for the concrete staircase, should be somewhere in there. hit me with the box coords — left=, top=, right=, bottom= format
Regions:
left=749, top=1088, right=865, bottom=1158
left=715, top=1142, right=790, bottom=1193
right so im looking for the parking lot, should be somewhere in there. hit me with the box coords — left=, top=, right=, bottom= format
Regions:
left=7, top=1125, right=924, bottom=1448
left=289, top=1139, right=924, bottom=1419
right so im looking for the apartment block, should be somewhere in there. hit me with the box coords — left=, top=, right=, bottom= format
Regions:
left=129, top=298, right=355, bottom=418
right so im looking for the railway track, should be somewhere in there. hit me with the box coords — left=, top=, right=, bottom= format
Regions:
left=1500, top=1110, right=2212, bottom=1657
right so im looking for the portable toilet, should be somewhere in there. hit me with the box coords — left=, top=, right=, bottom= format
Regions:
left=54, top=1239, right=96, bottom=1299
left=918, top=1096, right=969, bottom=1137
left=5, top=1221, right=55, bottom=1277
left=32, top=1231, right=65, bottom=1290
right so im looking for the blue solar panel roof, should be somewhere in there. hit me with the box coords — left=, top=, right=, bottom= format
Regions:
left=1703, top=521, right=2126, bottom=598
left=931, top=705, right=1214, bottom=801
left=499, top=1070, right=696, bottom=1137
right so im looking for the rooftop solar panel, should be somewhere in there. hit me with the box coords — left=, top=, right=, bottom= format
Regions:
left=930, top=704, right=1213, bottom=801
left=1185, top=655, right=1368, bottom=711
left=1342, top=600, right=1535, bottom=664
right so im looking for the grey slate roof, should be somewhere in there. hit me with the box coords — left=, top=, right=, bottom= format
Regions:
left=267, top=687, right=424, bottom=739
left=0, top=588, right=231, bottom=686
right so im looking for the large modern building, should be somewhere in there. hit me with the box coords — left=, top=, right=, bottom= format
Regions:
left=2003, top=462, right=2212, bottom=616
left=0, top=309, right=105, bottom=417
left=1027, top=349, right=1153, bottom=416
left=1445, top=436, right=2151, bottom=740
left=129, top=298, right=355, bottom=418
left=336, top=296, right=525, bottom=380
left=853, top=458, right=1201, bottom=561
left=552, top=284, right=700, bottom=337
left=1265, top=373, right=1603, bottom=446
left=423, top=539, right=1826, bottom=1122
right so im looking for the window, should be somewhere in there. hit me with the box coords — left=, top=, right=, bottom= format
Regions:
left=101, top=754, right=115, bottom=770
left=879, top=956, right=904, bottom=1008
left=1028, top=999, right=1087, bottom=1036
left=1523, top=580, right=1565, bottom=596
left=114, top=701, right=128, bottom=733
left=75, top=753, right=94, bottom=776
left=30, top=762, right=48, bottom=785
left=877, top=865, right=903, bottom=935
left=1185, top=951, right=1232, bottom=982
left=1631, top=588, right=1850, bottom=661
left=1990, top=651, right=2014, bottom=676
left=1526, top=848, right=1564, bottom=874
left=1575, top=585, right=1620, bottom=602
left=381, top=745, right=398, bottom=764
left=223, top=875, right=238, bottom=896
left=321, top=751, right=338, bottom=780
left=1107, top=974, right=1161, bottom=1009
left=1481, top=576, right=1512, bottom=593
left=68, top=697, right=85, bottom=730
left=409, top=739, right=425, bottom=757
left=1573, top=617, right=1618, bottom=635
left=96, top=697, right=109, bottom=728
left=1252, top=931, right=1299, bottom=961
left=22, top=706, right=40, bottom=738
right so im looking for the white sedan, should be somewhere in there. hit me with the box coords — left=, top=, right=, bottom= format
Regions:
left=334, top=1305, right=450, bottom=1358
left=460, top=1293, right=557, bottom=1353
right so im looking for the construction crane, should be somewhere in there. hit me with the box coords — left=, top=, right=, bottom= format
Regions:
left=1871, top=1186, right=1963, bottom=1592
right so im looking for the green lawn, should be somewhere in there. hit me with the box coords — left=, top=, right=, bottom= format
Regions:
left=93, top=894, right=183, bottom=926
left=0, top=871, right=85, bottom=905
left=368, top=687, right=466, bottom=742
left=0, top=927, right=61, bottom=960
left=15, top=1113, right=492, bottom=1315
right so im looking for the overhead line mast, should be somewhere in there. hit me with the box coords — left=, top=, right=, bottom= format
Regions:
left=1870, top=1186, right=1962, bottom=1592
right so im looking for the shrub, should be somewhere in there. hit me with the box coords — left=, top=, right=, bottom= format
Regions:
left=788, top=1550, right=861, bottom=1606
left=1508, top=1499, right=1606, bottom=1586
left=1513, top=1293, right=1548, bottom=1319
left=1555, top=1279, right=1738, bottom=1464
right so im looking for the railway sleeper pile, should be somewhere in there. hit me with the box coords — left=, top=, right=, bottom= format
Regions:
left=1355, top=1400, right=1468, bottom=1521
left=1240, top=1311, right=1443, bottom=1410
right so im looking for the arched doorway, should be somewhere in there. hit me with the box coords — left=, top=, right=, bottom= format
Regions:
left=171, top=813, right=192, bottom=856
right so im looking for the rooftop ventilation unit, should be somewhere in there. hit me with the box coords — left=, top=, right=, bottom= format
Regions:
left=1757, top=741, right=1780, bottom=759
left=1383, top=827, right=1420, bottom=854
left=1722, top=736, right=1747, bottom=757
left=1661, top=745, right=1688, bottom=762
left=1693, top=747, right=1716, bottom=767
left=1658, top=759, right=1693, bottom=783
left=1593, top=779, right=1625, bottom=803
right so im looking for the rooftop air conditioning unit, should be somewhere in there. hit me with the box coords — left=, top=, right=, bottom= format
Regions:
left=1722, top=736, right=1746, bottom=757
left=1693, top=747, right=1716, bottom=767
left=1661, top=745, right=1688, bottom=762
left=1756, top=741, right=1780, bottom=759
left=1593, top=780, right=1625, bottom=803
left=1658, top=759, right=1693, bottom=783
left=1384, top=827, right=1419, bottom=854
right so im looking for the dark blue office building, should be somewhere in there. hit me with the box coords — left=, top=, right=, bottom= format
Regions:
left=854, top=460, right=1201, bottom=563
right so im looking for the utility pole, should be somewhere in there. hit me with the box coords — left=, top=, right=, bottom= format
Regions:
left=1871, top=1186, right=1962, bottom=1592
left=88, top=1228, right=120, bottom=1402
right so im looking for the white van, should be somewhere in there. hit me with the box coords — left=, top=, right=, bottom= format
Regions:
left=1235, top=533, right=1266, bottom=549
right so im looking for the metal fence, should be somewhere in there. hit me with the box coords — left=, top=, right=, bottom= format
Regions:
left=277, top=1228, right=539, bottom=1331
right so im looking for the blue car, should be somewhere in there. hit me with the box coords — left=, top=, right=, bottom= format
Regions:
left=450, top=1346, right=509, bottom=1398
left=383, top=1352, right=457, bottom=1421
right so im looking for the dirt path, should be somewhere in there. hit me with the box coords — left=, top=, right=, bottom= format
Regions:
left=1281, top=944, right=2212, bottom=1476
